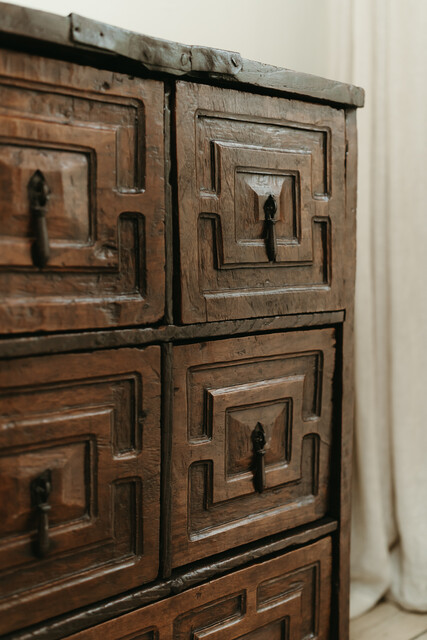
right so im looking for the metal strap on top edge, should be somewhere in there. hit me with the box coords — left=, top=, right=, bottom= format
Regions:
left=70, top=14, right=243, bottom=76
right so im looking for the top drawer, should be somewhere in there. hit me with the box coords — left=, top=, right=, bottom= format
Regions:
left=175, top=82, right=347, bottom=323
left=0, top=49, right=165, bottom=334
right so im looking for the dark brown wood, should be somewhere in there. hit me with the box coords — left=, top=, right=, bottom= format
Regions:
left=175, top=82, right=347, bottom=324
left=0, top=48, right=165, bottom=334
left=3, top=520, right=336, bottom=640
left=0, top=311, right=344, bottom=359
left=0, top=347, right=161, bottom=635
left=0, top=2, right=364, bottom=107
left=67, top=537, right=333, bottom=640
left=0, top=14, right=361, bottom=640
left=160, top=341, right=173, bottom=578
left=169, top=518, right=337, bottom=594
left=336, top=107, right=358, bottom=640
left=164, top=83, right=174, bottom=325
left=171, top=329, right=337, bottom=567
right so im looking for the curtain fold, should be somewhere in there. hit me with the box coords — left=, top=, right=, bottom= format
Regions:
left=327, top=0, right=427, bottom=618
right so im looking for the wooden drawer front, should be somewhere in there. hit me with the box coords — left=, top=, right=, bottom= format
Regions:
left=70, top=537, right=332, bottom=640
left=176, top=81, right=346, bottom=323
left=0, top=49, right=165, bottom=333
left=0, top=348, right=161, bottom=633
left=171, top=329, right=336, bottom=567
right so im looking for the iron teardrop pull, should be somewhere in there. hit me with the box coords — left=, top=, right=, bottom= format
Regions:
left=263, top=194, right=278, bottom=262
left=31, top=469, right=52, bottom=558
left=252, top=422, right=267, bottom=493
left=28, top=170, right=51, bottom=268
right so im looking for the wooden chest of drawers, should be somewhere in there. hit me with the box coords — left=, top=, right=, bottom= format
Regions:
left=0, top=4, right=363, bottom=639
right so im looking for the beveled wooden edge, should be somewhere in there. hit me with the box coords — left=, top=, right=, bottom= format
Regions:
left=335, top=108, right=357, bottom=640
left=4, top=519, right=337, bottom=640
left=0, top=1, right=364, bottom=107
left=0, top=311, right=344, bottom=359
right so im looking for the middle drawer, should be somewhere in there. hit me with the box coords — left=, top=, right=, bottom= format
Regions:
left=171, top=328, right=337, bottom=568
left=0, top=346, right=161, bottom=633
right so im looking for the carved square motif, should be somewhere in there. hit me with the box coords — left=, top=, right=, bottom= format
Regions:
left=208, top=377, right=306, bottom=502
left=235, top=170, right=298, bottom=244
left=226, top=399, right=291, bottom=477
left=176, top=82, right=348, bottom=323
left=215, top=142, right=314, bottom=266
left=0, top=51, right=165, bottom=333
left=0, top=347, right=161, bottom=633
left=171, top=330, right=336, bottom=567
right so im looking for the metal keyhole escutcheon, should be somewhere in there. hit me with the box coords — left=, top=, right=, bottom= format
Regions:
left=263, top=194, right=278, bottom=262
left=28, top=170, right=51, bottom=268
left=31, top=469, right=52, bottom=558
left=252, top=422, right=267, bottom=493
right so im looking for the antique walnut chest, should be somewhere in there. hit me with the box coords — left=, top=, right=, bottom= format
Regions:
left=0, top=4, right=364, bottom=639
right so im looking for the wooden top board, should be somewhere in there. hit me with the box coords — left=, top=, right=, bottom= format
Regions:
left=0, top=1, right=364, bottom=107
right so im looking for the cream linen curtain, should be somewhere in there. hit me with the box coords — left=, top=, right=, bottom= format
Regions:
left=326, top=0, right=427, bottom=618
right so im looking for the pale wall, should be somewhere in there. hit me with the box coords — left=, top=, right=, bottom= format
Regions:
left=6, top=0, right=332, bottom=77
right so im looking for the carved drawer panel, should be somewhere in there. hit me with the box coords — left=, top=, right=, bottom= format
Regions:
left=175, top=81, right=347, bottom=323
left=70, top=537, right=332, bottom=640
left=0, top=347, right=161, bottom=634
left=0, top=49, right=165, bottom=333
left=171, top=329, right=336, bottom=567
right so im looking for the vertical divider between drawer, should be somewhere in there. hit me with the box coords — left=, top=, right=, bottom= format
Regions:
left=166, top=80, right=183, bottom=325
left=164, top=81, right=174, bottom=326
left=160, top=341, right=173, bottom=578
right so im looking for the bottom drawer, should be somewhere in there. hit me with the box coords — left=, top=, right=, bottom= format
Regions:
left=70, top=537, right=332, bottom=640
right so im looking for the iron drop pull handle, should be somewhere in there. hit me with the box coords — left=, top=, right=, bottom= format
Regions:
left=263, top=194, right=277, bottom=263
left=252, top=422, right=267, bottom=493
left=28, top=170, right=51, bottom=268
left=31, top=469, right=52, bottom=559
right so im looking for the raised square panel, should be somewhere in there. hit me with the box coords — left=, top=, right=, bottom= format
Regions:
left=68, top=538, right=332, bottom=640
left=0, top=49, right=165, bottom=333
left=209, top=377, right=306, bottom=501
left=176, top=81, right=347, bottom=323
left=214, top=143, right=314, bottom=265
left=171, top=329, right=336, bottom=567
left=0, top=347, right=161, bottom=634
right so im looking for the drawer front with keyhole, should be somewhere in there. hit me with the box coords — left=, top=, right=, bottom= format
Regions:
left=170, top=329, right=337, bottom=568
left=0, top=347, right=161, bottom=634
left=175, top=81, right=348, bottom=324
left=0, top=48, right=165, bottom=333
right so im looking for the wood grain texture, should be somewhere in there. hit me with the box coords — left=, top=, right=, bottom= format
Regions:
left=0, top=347, right=161, bottom=634
left=0, top=2, right=364, bottom=107
left=175, top=82, right=348, bottom=324
left=0, top=311, right=344, bottom=360
left=336, top=108, right=358, bottom=640
left=0, top=48, right=165, bottom=333
left=0, top=17, right=361, bottom=640
left=68, top=537, right=332, bottom=640
left=170, top=329, right=337, bottom=568
left=2, top=521, right=336, bottom=640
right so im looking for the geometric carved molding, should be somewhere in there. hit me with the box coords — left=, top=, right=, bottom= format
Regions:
left=0, top=50, right=165, bottom=333
left=176, top=81, right=346, bottom=323
left=236, top=169, right=299, bottom=245
left=213, top=142, right=315, bottom=266
left=171, top=330, right=336, bottom=568
left=64, top=537, right=332, bottom=640
left=209, top=376, right=307, bottom=501
left=0, top=347, right=161, bottom=634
